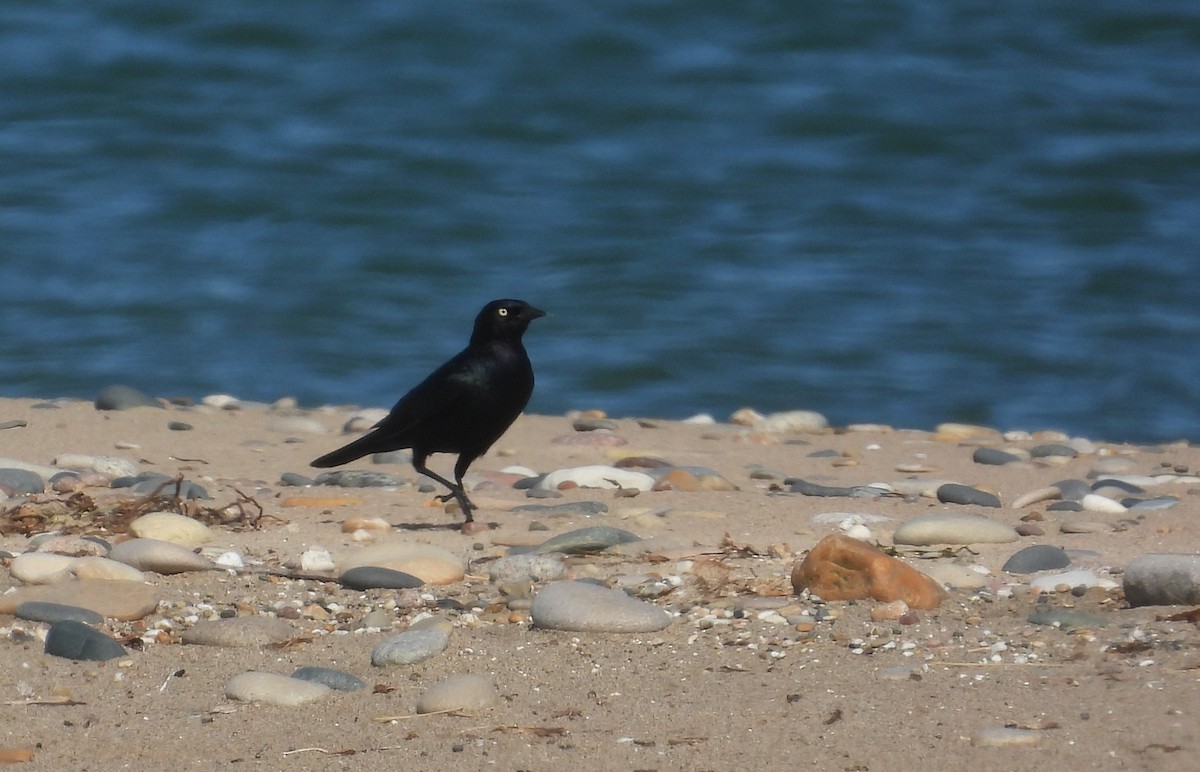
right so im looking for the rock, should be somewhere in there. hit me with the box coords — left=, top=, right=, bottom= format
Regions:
left=1059, top=520, right=1114, bottom=534
left=95, top=385, right=159, bottom=410
left=1124, top=554, right=1200, bottom=606
left=1029, top=570, right=1105, bottom=592
left=1002, top=545, right=1071, bottom=574
left=0, top=468, right=45, bottom=494
left=128, top=512, right=213, bottom=547
left=225, top=672, right=331, bottom=706
left=314, top=470, right=409, bottom=488
left=54, top=454, right=138, bottom=479
left=652, top=467, right=738, bottom=492
left=33, top=535, right=107, bottom=557
left=488, top=554, right=567, bottom=584
left=339, top=543, right=463, bottom=585
left=511, top=501, right=609, bottom=516
left=299, top=547, right=337, bottom=572
left=339, top=566, right=424, bottom=590
left=1030, top=443, right=1078, bottom=459
left=1080, top=493, right=1127, bottom=514
left=371, top=618, right=452, bottom=666
left=754, top=410, right=828, bottom=433
left=9, top=553, right=76, bottom=584
left=972, top=447, right=1023, bottom=466
left=530, top=581, right=672, bottom=633
left=15, top=601, right=104, bottom=625
left=791, top=534, right=947, bottom=610
left=933, top=423, right=1001, bottom=442
left=971, top=728, right=1041, bottom=747
left=0, top=580, right=158, bottom=620
left=534, top=526, right=641, bottom=555
left=107, top=538, right=215, bottom=574
left=787, top=478, right=885, bottom=498
left=921, top=562, right=989, bottom=589
left=893, top=514, right=1018, bottom=546
left=44, top=620, right=127, bottom=661
left=182, top=616, right=298, bottom=647
left=290, top=666, right=366, bottom=692
left=936, top=483, right=1001, bottom=508
left=536, top=465, right=656, bottom=492
left=69, top=556, right=146, bottom=582
left=416, top=674, right=500, bottom=714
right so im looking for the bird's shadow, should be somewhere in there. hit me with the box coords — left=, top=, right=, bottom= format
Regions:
left=391, top=520, right=500, bottom=533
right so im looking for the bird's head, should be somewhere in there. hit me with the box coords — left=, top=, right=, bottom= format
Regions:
left=472, top=299, right=546, bottom=343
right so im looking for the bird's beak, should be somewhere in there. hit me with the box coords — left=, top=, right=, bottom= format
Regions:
left=527, top=306, right=547, bottom=320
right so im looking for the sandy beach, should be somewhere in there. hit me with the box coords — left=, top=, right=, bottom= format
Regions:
left=1, top=395, right=1197, bottom=771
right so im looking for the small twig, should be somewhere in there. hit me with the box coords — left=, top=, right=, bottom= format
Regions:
left=372, top=707, right=467, bottom=722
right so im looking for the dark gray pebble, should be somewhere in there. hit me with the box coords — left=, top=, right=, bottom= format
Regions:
left=1002, top=545, right=1071, bottom=574
left=0, top=419, right=27, bottom=431
left=973, top=447, right=1022, bottom=466
left=524, top=487, right=562, bottom=499
left=339, top=566, right=424, bottom=591
left=1123, top=496, right=1179, bottom=511
left=0, top=468, right=45, bottom=494
left=513, top=475, right=546, bottom=490
left=44, top=620, right=127, bottom=661
left=16, top=601, right=104, bottom=625
left=573, top=417, right=618, bottom=432
left=130, top=475, right=210, bottom=500
left=786, top=478, right=883, bottom=498
left=534, top=526, right=640, bottom=555
left=806, top=449, right=841, bottom=459
left=168, top=421, right=193, bottom=431
left=1047, top=501, right=1084, bottom=512
left=291, top=666, right=366, bottom=692
left=314, top=470, right=408, bottom=488
left=1092, top=478, right=1144, bottom=495
left=1030, top=444, right=1078, bottom=459
left=279, top=472, right=315, bottom=487
left=512, top=501, right=609, bottom=517
left=1053, top=479, right=1092, bottom=501
left=937, top=483, right=1000, bottom=508
left=95, top=385, right=160, bottom=411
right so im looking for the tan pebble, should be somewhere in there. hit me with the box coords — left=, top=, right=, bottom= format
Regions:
left=794, top=622, right=816, bottom=634
left=729, top=407, right=766, bottom=426
left=508, top=611, right=528, bottom=624
left=341, top=517, right=390, bottom=533
left=869, top=599, right=910, bottom=622
left=0, top=747, right=36, bottom=763
left=281, top=496, right=363, bottom=508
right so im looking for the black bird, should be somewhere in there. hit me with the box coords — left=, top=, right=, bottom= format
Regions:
left=311, top=299, right=544, bottom=524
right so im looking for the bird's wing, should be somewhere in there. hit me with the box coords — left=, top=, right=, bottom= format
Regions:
left=368, top=348, right=481, bottom=439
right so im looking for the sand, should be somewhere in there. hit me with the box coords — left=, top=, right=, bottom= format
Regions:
left=0, top=397, right=1197, bottom=771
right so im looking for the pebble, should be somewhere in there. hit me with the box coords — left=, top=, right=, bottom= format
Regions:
left=791, top=534, right=947, bottom=610
left=225, top=672, right=331, bottom=706
left=971, top=727, right=1041, bottom=747
left=0, top=467, right=45, bottom=494
left=753, top=410, right=828, bottom=433
left=128, top=512, right=213, bottom=547
left=573, top=416, right=619, bottom=432
left=652, top=466, right=739, bottom=492
left=339, top=543, right=463, bottom=585
left=921, top=562, right=989, bottom=589
left=1030, top=443, right=1078, bottom=459
left=299, top=546, right=337, bottom=572
left=787, top=478, right=885, bottom=498
left=108, top=538, right=215, bottom=574
left=70, top=556, right=147, bottom=582
left=53, top=453, right=138, bottom=479
left=1124, top=496, right=1178, bottom=511
left=488, top=553, right=568, bottom=583
left=1011, top=486, right=1060, bottom=509
left=892, top=514, right=1018, bottom=545
left=1002, top=545, right=1071, bottom=574
left=530, top=581, right=673, bottom=633
left=536, top=465, right=656, bottom=492
left=339, top=566, right=425, bottom=590
left=182, top=616, right=298, bottom=647
left=1080, top=493, right=1127, bottom=514
left=534, top=526, right=641, bottom=555
left=0, top=580, right=159, bottom=620
left=34, top=535, right=107, bottom=557
left=1124, top=554, right=1200, bottom=606
left=313, top=470, right=409, bottom=488
left=95, top=384, right=159, bottom=410
left=291, top=666, right=366, bottom=692
left=371, top=618, right=453, bottom=666
left=972, top=447, right=1023, bottom=466
left=1029, top=569, right=1105, bottom=592
left=10, top=552, right=76, bottom=584
left=342, top=408, right=389, bottom=432
left=416, top=674, right=500, bottom=714
left=1059, top=520, right=1114, bottom=534
left=936, top=483, right=1001, bottom=508
left=15, top=601, right=104, bottom=625
left=44, top=620, right=127, bottom=661
left=511, top=501, right=609, bottom=516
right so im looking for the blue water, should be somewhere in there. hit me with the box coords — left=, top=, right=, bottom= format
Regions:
left=2, top=1, right=1198, bottom=442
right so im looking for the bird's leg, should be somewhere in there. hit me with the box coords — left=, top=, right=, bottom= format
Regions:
left=412, top=457, right=475, bottom=523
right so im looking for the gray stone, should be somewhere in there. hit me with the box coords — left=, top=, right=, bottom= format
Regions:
left=314, top=470, right=409, bottom=488
left=339, top=566, right=424, bottom=591
left=488, top=554, right=568, bottom=584
left=1030, top=444, right=1078, bottom=459
left=972, top=447, right=1022, bottom=466
left=416, top=674, right=500, bottom=714
left=893, top=514, right=1018, bottom=546
left=0, top=468, right=45, bottom=494
left=16, top=601, right=104, bottom=625
left=1002, top=545, right=1071, bottom=574
left=225, top=671, right=331, bottom=706
left=786, top=478, right=884, bottom=498
left=291, top=666, right=366, bottom=692
left=936, top=483, right=1000, bottom=508
left=511, top=501, right=609, bottom=516
left=371, top=621, right=452, bottom=667
left=44, top=620, right=126, bottom=661
left=1053, top=479, right=1092, bottom=501
left=1124, top=554, right=1200, bottom=606
left=534, top=526, right=641, bottom=555
left=1124, top=496, right=1179, bottom=511
left=531, top=581, right=672, bottom=633
left=108, top=538, right=215, bottom=574
left=182, top=616, right=297, bottom=647
left=95, top=385, right=159, bottom=410
left=279, top=472, right=315, bottom=486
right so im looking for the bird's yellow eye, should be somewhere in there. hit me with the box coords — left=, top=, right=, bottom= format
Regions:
left=498, top=308, right=509, bottom=317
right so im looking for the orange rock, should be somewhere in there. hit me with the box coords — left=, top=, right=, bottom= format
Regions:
left=654, top=468, right=703, bottom=492
left=0, top=747, right=35, bottom=764
left=791, top=535, right=947, bottom=610
left=280, top=496, right=363, bottom=508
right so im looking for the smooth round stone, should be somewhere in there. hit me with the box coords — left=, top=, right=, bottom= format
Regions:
left=530, top=580, right=672, bottom=633
left=339, top=566, right=424, bottom=590
left=893, top=514, right=1018, bottom=546
left=168, top=421, right=193, bottom=431
left=1030, top=569, right=1103, bottom=592
left=1047, top=501, right=1084, bottom=512
left=54, top=454, right=138, bottom=479
left=279, top=472, right=314, bottom=487
left=95, top=385, right=159, bottom=410
left=226, top=671, right=331, bottom=706
left=936, top=483, right=1001, bottom=508
left=70, top=556, right=146, bottom=582
left=1080, top=493, right=1127, bottom=514
left=182, top=616, right=297, bottom=647
left=416, top=674, right=500, bottom=714
left=971, top=727, right=1041, bottom=747
left=0, top=580, right=159, bottom=620
left=129, top=476, right=211, bottom=500
left=371, top=623, right=452, bottom=667
left=511, top=501, right=609, bottom=517
left=291, top=666, right=366, bottom=692
left=921, top=562, right=989, bottom=589
left=1002, top=545, right=1071, bottom=574
left=1124, top=554, right=1200, bottom=606
left=107, top=538, right=215, bottom=574
left=536, top=465, right=656, bottom=492
left=0, top=468, right=45, bottom=494
left=16, top=601, right=104, bottom=625
left=1030, top=443, right=1078, bottom=459
left=34, top=535, right=107, bottom=557
left=10, top=552, right=76, bottom=584
left=1059, top=520, right=1114, bottom=534
left=1091, top=478, right=1144, bottom=496
left=266, top=416, right=329, bottom=435
left=534, top=526, right=641, bottom=555
left=45, top=620, right=127, bottom=661
left=972, top=447, right=1022, bottom=466
left=1125, top=496, right=1179, bottom=511
left=489, top=554, right=568, bottom=583
left=754, top=410, right=828, bottom=433
left=1053, top=479, right=1093, bottom=501
left=313, top=470, right=409, bottom=488
left=339, top=543, right=463, bottom=585
left=128, top=512, right=214, bottom=547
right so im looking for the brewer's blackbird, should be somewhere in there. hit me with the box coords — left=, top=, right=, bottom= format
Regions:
left=311, top=298, right=544, bottom=524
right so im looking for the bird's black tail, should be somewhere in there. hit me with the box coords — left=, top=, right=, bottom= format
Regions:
left=310, top=433, right=380, bottom=468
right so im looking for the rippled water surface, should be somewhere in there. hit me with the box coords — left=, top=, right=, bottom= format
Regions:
left=2, top=1, right=1198, bottom=441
